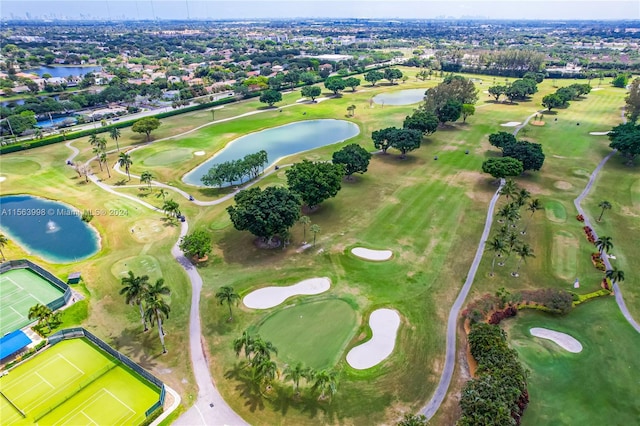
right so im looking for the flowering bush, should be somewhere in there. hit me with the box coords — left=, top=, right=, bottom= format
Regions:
left=583, top=226, right=596, bottom=243
left=591, top=253, right=606, bottom=271
left=576, top=214, right=585, bottom=222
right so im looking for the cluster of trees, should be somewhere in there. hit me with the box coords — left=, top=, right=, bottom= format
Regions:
left=483, top=132, right=545, bottom=179
left=485, top=180, right=540, bottom=278
left=324, top=76, right=361, bottom=95
left=28, top=303, right=62, bottom=335
left=233, top=330, right=340, bottom=401
left=488, top=74, right=540, bottom=103
left=227, top=144, right=372, bottom=246
left=459, top=323, right=529, bottom=426
left=372, top=127, right=423, bottom=158
left=541, top=83, right=591, bottom=111
left=201, top=150, right=269, bottom=187
left=119, top=271, right=171, bottom=353
left=625, top=78, right=640, bottom=123
left=364, top=68, right=403, bottom=86
left=608, top=121, right=640, bottom=165
left=421, top=75, right=478, bottom=125
left=89, top=132, right=112, bottom=179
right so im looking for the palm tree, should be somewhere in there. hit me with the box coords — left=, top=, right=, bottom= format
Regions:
left=521, top=198, right=542, bottom=235
left=283, top=362, right=307, bottom=395
left=595, top=236, right=613, bottom=255
left=299, top=216, right=310, bottom=243
left=156, top=188, right=168, bottom=201
left=499, top=179, right=518, bottom=203
left=310, top=224, right=321, bottom=246
left=119, top=271, right=150, bottom=332
left=118, top=152, right=133, bottom=180
left=162, top=199, right=181, bottom=218
left=597, top=200, right=612, bottom=222
left=109, top=127, right=121, bottom=152
left=216, top=286, right=240, bottom=321
left=252, top=358, right=278, bottom=388
left=93, top=147, right=104, bottom=171
left=233, top=330, right=255, bottom=359
left=504, top=232, right=521, bottom=264
left=513, top=244, right=535, bottom=277
left=514, top=188, right=531, bottom=208
left=99, top=152, right=111, bottom=178
left=88, top=132, right=99, bottom=146
left=0, top=233, right=8, bottom=261
left=145, top=278, right=171, bottom=353
left=606, top=268, right=625, bottom=285
left=28, top=303, right=53, bottom=332
left=140, top=171, right=154, bottom=189
left=312, top=369, right=339, bottom=400
left=486, top=236, right=507, bottom=276
left=250, top=337, right=278, bottom=364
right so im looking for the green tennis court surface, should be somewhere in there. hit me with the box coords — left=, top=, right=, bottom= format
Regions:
left=0, top=269, right=64, bottom=336
left=0, top=338, right=161, bottom=425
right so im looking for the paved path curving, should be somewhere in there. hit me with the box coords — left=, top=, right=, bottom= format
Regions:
left=419, top=178, right=505, bottom=419
left=573, top=152, right=640, bottom=334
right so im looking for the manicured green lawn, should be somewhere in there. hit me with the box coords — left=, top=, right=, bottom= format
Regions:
left=256, top=298, right=358, bottom=369
left=503, top=299, right=640, bottom=425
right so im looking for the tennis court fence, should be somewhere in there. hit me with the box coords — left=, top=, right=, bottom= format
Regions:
left=0, top=259, right=71, bottom=310
left=48, top=328, right=166, bottom=418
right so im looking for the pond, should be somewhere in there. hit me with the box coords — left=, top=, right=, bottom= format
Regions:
left=372, top=88, right=427, bottom=106
left=24, top=66, right=102, bottom=78
left=183, top=119, right=360, bottom=186
left=0, top=195, right=100, bottom=263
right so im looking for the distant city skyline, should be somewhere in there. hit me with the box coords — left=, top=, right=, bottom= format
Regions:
left=1, top=1, right=638, bottom=21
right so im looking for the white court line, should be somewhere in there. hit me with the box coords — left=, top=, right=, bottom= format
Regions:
left=35, top=372, right=55, bottom=389
left=103, top=388, right=135, bottom=413
left=50, top=389, right=106, bottom=426
left=9, top=306, right=24, bottom=319
left=80, top=411, right=99, bottom=426
left=4, top=276, right=24, bottom=291
left=57, top=353, right=86, bottom=375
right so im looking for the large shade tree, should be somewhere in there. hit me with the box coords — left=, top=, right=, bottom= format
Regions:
left=285, top=160, right=345, bottom=209
left=332, top=144, right=372, bottom=179
left=403, top=109, right=438, bottom=135
left=482, top=157, right=524, bottom=180
left=179, top=230, right=212, bottom=260
left=227, top=186, right=301, bottom=245
left=608, top=122, right=640, bottom=165
left=132, top=117, right=161, bottom=142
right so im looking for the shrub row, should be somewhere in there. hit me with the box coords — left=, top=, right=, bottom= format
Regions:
left=459, top=323, right=529, bottom=426
left=583, top=226, right=596, bottom=243
left=591, top=252, right=606, bottom=271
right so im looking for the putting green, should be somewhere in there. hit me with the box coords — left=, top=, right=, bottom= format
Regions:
left=142, top=148, right=193, bottom=167
left=544, top=200, right=567, bottom=223
left=1, top=158, right=41, bottom=175
left=551, top=230, right=578, bottom=280
left=257, top=299, right=358, bottom=369
left=111, top=255, right=163, bottom=283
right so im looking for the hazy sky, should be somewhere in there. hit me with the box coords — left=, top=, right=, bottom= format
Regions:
left=1, top=1, right=638, bottom=21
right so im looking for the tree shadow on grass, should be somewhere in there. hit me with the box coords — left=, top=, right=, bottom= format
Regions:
left=224, top=363, right=266, bottom=412
left=109, top=326, right=159, bottom=370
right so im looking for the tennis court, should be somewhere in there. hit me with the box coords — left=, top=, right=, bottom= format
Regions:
left=0, top=268, right=65, bottom=336
left=0, top=338, right=161, bottom=425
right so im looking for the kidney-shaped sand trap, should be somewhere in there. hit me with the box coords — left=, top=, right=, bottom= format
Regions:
left=346, top=309, right=401, bottom=369
left=194, top=151, right=206, bottom=156
left=530, top=327, right=583, bottom=353
left=243, top=277, right=331, bottom=309
left=351, top=247, right=393, bottom=261
left=500, top=121, right=521, bottom=127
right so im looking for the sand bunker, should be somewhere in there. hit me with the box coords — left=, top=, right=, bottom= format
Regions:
left=0, top=176, right=6, bottom=182
left=351, top=247, right=393, bottom=261
left=243, top=277, right=331, bottom=309
left=347, top=309, right=401, bottom=369
left=500, top=122, right=521, bottom=127
left=592, top=88, right=603, bottom=91
left=589, top=131, right=610, bottom=136
left=194, top=151, right=205, bottom=156
left=530, top=327, right=583, bottom=353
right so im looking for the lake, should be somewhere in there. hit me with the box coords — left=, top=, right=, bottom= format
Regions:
left=183, top=119, right=360, bottom=186
left=24, top=65, right=102, bottom=78
left=0, top=195, right=100, bottom=263
left=373, top=88, right=427, bottom=106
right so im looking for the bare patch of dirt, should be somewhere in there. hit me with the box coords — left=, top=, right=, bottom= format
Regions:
left=554, top=181, right=573, bottom=190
